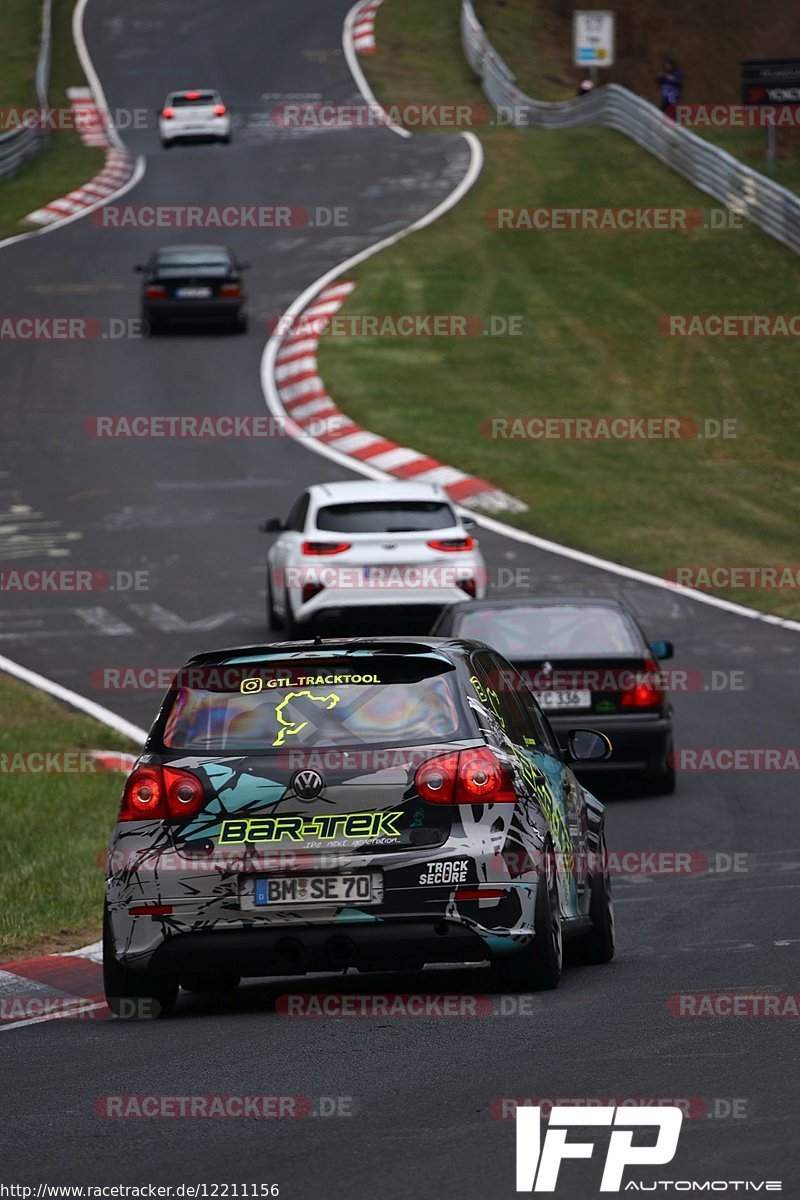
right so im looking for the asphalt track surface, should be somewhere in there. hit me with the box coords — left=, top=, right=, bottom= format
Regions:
left=1, top=2, right=799, bottom=1196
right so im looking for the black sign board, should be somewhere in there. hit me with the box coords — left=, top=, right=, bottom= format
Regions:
left=741, top=59, right=800, bottom=105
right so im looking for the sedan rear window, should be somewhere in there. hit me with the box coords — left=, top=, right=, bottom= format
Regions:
left=170, top=92, right=218, bottom=107
left=315, top=501, right=456, bottom=534
left=156, top=249, right=232, bottom=268
left=158, top=655, right=468, bottom=753
left=457, top=605, right=640, bottom=658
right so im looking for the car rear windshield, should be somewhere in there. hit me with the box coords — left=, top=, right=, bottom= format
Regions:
left=315, top=501, right=456, bottom=534
left=156, top=249, right=231, bottom=268
left=458, top=605, right=641, bottom=658
left=157, top=655, right=469, bottom=753
left=171, top=93, right=218, bottom=106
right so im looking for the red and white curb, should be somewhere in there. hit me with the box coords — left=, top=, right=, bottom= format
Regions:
left=272, top=281, right=526, bottom=513
left=0, top=943, right=107, bottom=1030
left=353, top=0, right=382, bottom=54
left=25, top=87, right=134, bottom=226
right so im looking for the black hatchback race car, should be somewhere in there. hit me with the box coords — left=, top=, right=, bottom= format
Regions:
left=103, top=637, right=615, bottom=1017
left=432, top=597, right=675, bottom=794
left=136, top=244, right=249, bottom=333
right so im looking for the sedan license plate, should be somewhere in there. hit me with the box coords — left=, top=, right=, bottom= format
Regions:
left=254, top=873, right=375, bottom=907
left=175, top=286, right=211, bottom=299
left=535, top=689, right=592, bottom=711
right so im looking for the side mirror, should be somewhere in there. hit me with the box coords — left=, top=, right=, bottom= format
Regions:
left=460, top=516, right=477, bottom=531
left=649, top=640, right=674, bottom=661
left=259, top=518, right=284, bottom=533
left=566, top=729, right=612, bottom=762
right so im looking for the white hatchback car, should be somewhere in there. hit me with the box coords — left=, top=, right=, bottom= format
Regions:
left=261, top=481, right=487, bottom=635
left=159, top=89, right=231, bottom=147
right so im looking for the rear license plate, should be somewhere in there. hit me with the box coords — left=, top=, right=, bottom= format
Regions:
left=254, top=873, right=375, bottom=907
left=535, top=689, right=592, bottom=711
left=361, top=565, right=419, bottom=584
left=175, top=286, right=211, bottom=298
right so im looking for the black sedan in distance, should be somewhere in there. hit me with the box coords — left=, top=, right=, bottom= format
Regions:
left=432, top=596, right=675, bottom=794
left=136, top=244, right=249, bottom=333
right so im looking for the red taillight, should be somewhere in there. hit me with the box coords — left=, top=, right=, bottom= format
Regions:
left=120, top=766, right=205, bottom=821
left=415, top=751, right=459, bottom=804
left=163, top=766, right=206, bottom=818
left=620, top=660, right=664, bottom=709
left=145, top=284, right=167, bottom=299
left=161, top=108, right=174, bottom=119
left=129, top=904, right=174, bottom=916
left=427, top=537, right=475, bottom=552
left=301, top=541, right=351, bottom=556
left=458, top=578, right=477, bottom=597
left=120, top=766, right=166, bottom=820
left=214, top=104, right=226, bottom=116
left=456, top=747, right=516, bottom=804
left=415, top=747, right=516, bottom=806
left=218, top=283, right=241, bottom=297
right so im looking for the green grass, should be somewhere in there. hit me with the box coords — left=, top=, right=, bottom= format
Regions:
left=0, top=0, right=105, bottom=242
left=0, top=675, right=139, bottom=959
left=316, top=0, right=800, bottom=618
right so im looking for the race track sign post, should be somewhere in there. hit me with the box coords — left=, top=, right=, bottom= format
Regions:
left=574, top=11, right=615, bottom=82
left=740, top=59, right=800, bottom=175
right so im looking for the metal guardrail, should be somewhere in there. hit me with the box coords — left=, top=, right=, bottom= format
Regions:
left=461, top=0, right=800, bottom=255
left=0, top=0, right=53, bottom=180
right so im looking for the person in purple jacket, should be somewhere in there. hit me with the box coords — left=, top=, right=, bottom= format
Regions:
left=656, top=60, right=683, bottom=119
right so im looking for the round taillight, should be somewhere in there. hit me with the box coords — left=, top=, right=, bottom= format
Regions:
left=415, top=753, right=458, bottom=805
left=123, top=768, right=164, bottom=818
left=164, top=767, right=204, bottom=818
left=174, top=783, right=196, bottom=805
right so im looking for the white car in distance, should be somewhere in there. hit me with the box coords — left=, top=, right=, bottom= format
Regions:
left=261, top=481, right=487, bottom=635
left=159, top=89, right=231, bottom=147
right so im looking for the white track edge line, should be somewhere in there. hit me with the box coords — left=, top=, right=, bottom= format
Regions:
left=0, top=654, right=147, bottom=743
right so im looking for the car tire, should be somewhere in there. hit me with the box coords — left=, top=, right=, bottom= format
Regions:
left=180, top=972, right=241, bottom=994
left=102, top=904, right=178, bottom=1019
left=284, top=599, right=301, bottom=639
left=581, top=832, right=615, bottom=964
left=221, top=134, right=231, bottom=145
left=644, top=741, right=676, bottom=795
left=497, top=842, right=562, bottom=991
left=267, top=574, right=283, bottom=630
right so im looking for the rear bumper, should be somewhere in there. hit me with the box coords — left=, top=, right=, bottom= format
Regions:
left=550, top=712, right=673, bottom=771
left=143, top=298, right=244, bottom=325
left=141, top=919, right=490, bottom=976
left=293, top=584, right=483, bottom=623
left=159, top=120, right=230, bottom=141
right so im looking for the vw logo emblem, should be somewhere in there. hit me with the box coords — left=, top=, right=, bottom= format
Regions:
left=291, top=768, right=324, bottom=801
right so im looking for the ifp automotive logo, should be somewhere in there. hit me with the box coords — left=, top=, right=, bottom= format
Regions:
left=516, top=1105, right=683, bottom=1191
left=515, top=1106, right=782, bottom=1192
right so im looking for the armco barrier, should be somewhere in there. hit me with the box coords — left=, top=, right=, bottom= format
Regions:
left=0, top=0, right=52, bottom=180
left=461, top=0, right=800, bottom=255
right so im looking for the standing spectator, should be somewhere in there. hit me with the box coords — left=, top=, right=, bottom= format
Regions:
left=656, top=60, right=683, bottom=120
